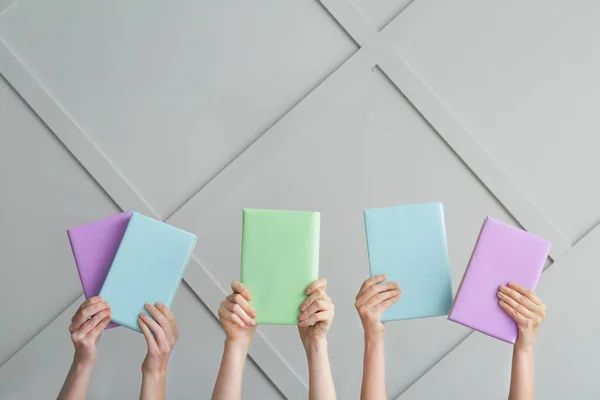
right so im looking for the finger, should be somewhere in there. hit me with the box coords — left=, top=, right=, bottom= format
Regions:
left=299, top=310, right=334, bottom=327
left=86, top=315, right=111, bottom=339
left=499, top=300, right=529, bottom=326
left=497, top=291, right=536, bottom=319
left=156, top=303, right=179, bottom=341
left=305, top=278, right=327, bottom=295
left=77, top=296, right=103, bottom=312
left=139, top=317, right=159, bottom=352
left=139, top=312, right=168, bottom=346
left=221, top=309, right=247, bottom=329
left=356, top=282, right=399, bottom=307
left=507, top=282, right=542, bottom=305
left=376, top=293, right=401, bottom=312
left=499, top=286, right=538, bottom=313
left=231, top=281, right=252, bottom=301
left=73, top=309, right=111, bottom=339
left=299, top=299, right=332, bottom=321
left=357, top=275, right=387, bottom=297
left=145, top=303, right=171, bottom=330
left=72, top=302, right=110, bottom=330
left=226, top=293, right=257, bottom=318
left=223, top=300, right=255, bottom=326
left=366, top=288, right=402, bottom=308
left=300, top=288, right=326, bottom=311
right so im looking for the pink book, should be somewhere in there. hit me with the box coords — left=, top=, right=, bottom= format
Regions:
left=67, top=211, right=133, bottom=329
left=448, top=217, right=551, bottom=343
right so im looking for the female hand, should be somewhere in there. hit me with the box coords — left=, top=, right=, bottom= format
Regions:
left=498, top=282, right=546, bottom=351
left=138, top=303, right=179, bottom=376
left=298, top=278, right=335, bottom=348
left=218, top=281, right=257, bottom=348
left=69, top=296, right=112, bottom=365
left=354, top=275, right=401, bottom=341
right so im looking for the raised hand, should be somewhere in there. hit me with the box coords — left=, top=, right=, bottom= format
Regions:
left=498, top=282, right=546, bottom=350
left=217, top=281, right=257, bottom=347
left=354, top=275, right=401, bottom=341
left=138, top=303, right=178, bottom=400
left=58, top=297, right=111, bottom=400
left=138, top=303, right=179, bottom=375
left=212, top=282, right=257, bottom=400
left=298, top=278, right=335, bottom=348
left=298, top=278, right=337, bottom=400
left=69, top=296, right=112, bottom=365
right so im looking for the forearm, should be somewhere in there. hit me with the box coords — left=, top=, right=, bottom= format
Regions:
left=508, top=345, right=534, bottom=400
left=57, top=359, right=94, bottom=400
left=305, top=340, right=336, bottom=400
left=212, top=339, right=250, bottom=400
left=139, top=370, right=166, bottom=400
left=361, top=336, right=386, bottom=400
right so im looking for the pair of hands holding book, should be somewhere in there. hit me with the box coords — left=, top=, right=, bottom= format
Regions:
left=67, top=297, right=177, bottom=377
left=355, top=274, right=547, bottom=349
left=218, top=278, right=335, bottom=351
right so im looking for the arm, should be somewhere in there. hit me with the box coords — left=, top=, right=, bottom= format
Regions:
left=138, top=303, right=179, bottom=400
left=298, top=278, right=336, bottom=400
left=212, top=282, right=257, bottom=400
left=58, top=297, right=112, bottom=400
left=497, top=282, right=546, bottom=400
left=355, top=275, right=401, bottom=400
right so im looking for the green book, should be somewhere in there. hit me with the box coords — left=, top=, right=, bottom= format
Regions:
left=240, top=208, right=320, bottom=324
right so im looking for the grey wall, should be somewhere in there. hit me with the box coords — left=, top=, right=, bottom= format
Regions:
left=1, top=0, right=599, bottom=399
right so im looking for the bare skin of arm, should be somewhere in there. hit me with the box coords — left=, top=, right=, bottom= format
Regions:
left=58, top=297, right=112, bottom=400
left=497, top=282, right=546, bottom=400
left=138, top=303, right=179, bottom=400
left=298, top=278, right=337, bottom=400
left=355, top=275, right=401, bottom=400
left=212, top=281, right=257, bottom=400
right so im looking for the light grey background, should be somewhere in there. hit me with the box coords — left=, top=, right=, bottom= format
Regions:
left=1, top=0, right=599, bottom=398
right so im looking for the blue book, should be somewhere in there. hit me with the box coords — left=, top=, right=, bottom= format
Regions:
left=99, top=212, right=197, bottom=332
left=363, top=203, right=453, bottom=321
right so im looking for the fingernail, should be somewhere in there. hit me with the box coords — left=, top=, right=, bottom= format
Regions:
left=508, top=282, right=515, bottom=287
left=250, top=320, right=256, bottom=326
left=105, top=302, right=110, bottom=308
left=299, top=313, right=305, bottom=320
left=140, top=312, right=145, bottom=318
left=300, top=304, right=306, bottom=311
left=156, top=302, right=164, bottom=307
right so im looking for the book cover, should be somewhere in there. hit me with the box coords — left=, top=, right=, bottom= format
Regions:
left=448, top=217, right=551, bottom=343
left=67, top=211, right=133, bottom=329
left=99, top=212, right=197, bottom=332
left=240, top=208, right=320, bottom=325
left=364, top=202, right=453, bottom=321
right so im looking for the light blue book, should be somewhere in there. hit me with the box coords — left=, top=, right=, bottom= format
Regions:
left=363, top=203, right=453, bottom=321
left=99, top=212, right=197, bottom=332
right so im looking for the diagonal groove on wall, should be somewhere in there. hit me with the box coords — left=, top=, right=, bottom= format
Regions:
left=313, top=1, right=574, bottom=398
left=317, top=0, right=570, bottom=259
left=0, top=39, right=307, bottom=399
left=0, top=0, right=577, bottom=397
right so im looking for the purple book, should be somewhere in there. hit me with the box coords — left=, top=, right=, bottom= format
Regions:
left=67, top=211, right=133, bottom=329
left=448, top=217, right=551, bottom=343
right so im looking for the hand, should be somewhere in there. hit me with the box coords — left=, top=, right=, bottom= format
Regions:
left=138, top=303, right=179, bottom=376
left=355, top=275, right=401, bottom=341
left=498, top=282, right=546, bottom=351
left=218, top=281, right=257, bottom=348
left=69, top=296, right=112, bottom=366
left=298, top=278, right=335, bottom=349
